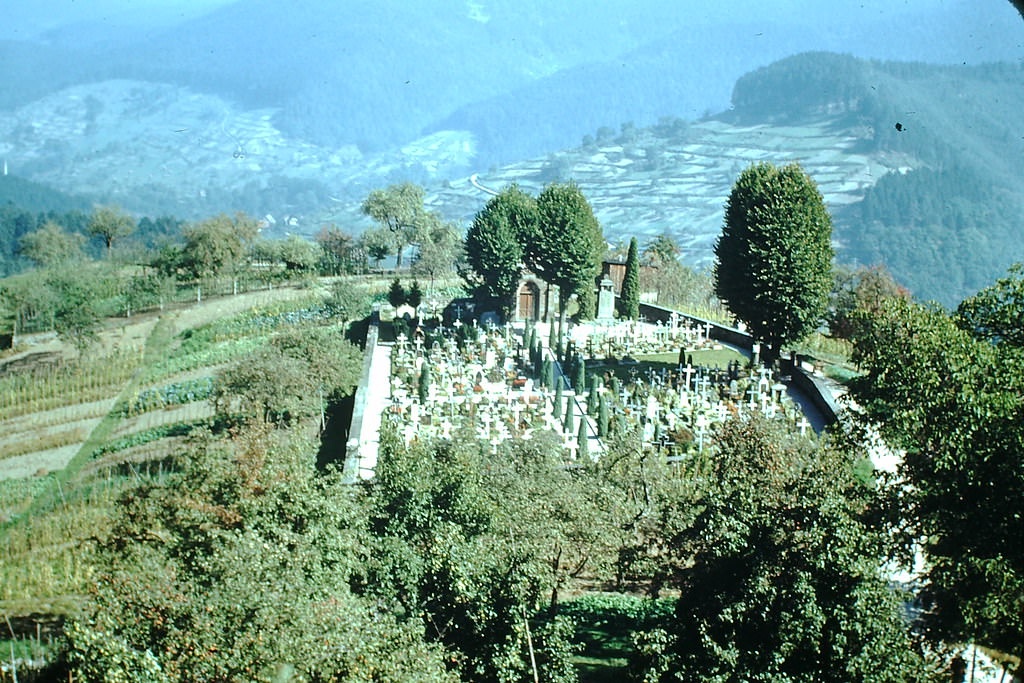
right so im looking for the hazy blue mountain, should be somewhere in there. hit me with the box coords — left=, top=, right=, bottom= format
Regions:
left=1, top=1, right=1021, bottom=304
left=1, top=0, right=1018, bottom=162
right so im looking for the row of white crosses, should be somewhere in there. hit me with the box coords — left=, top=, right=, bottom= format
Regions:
left=387, top=322, right=601, bottom=458
left=387, top=320, right=813, bottom=461
left=617, top=360, right=815, bottom=458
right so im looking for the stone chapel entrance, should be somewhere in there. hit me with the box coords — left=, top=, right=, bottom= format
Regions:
left=517, top=281, right=540, bottom=321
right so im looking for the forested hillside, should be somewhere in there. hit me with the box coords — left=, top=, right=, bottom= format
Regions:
left=727, top=53, right=1024, bottom=305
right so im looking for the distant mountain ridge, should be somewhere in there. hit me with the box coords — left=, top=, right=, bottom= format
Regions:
left=0, top=0, right=1018, bottom=164
left=0, top=34, right=1022, bottom=305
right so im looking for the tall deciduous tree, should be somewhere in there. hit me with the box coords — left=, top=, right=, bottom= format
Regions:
left=531, top=182, right=604, bottom=328
left=619, top=237, right=640, bottom=319
left=648, top=415, right=926, bottom=682
left=465, top=185, right=536, bottom=318
left=412, top=214, right=462, bottom=289
left=851, top=293, right=1024, bottom=665
left=714, top=162, right=833, bottom=363
left=88, top=206, right=136, bottom=255
left=18, top=220, right=86, bottom=268
left=181, top=212, right=259, bottom=300
left=361, top=182, right=428, bottom=268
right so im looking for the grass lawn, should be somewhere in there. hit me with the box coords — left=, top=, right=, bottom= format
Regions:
left=585, top=347, right=748, bottom=383
left=558, top=593, right=675, bottom=681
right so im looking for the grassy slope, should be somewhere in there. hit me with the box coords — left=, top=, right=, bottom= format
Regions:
left=0, top=284, right=324, bottom=626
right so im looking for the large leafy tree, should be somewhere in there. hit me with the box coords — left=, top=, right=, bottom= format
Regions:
left=179, top=212, right=259, bottom=299
left=62, top=426, right=453, bottom=681
left=413, top=214, right=463, bottom=289
left=531, top=182, right=604, bottom=326
left=714, top=162, right=833, bottom=363
left=365, top=427, right=588, bottom=682
left=851, top=291, right=1024, bottom=664
left=88, top=205, right=136, bottom=255
left=465, top=185, right=537, bottom=318
left=18, top=220, right=86, bottom=268
left=361, top=182, right=428, bottom=268
left=648, top=416, right=927, bottom=682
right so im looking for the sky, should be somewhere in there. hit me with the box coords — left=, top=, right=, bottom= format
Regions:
left=2, top=0, right=238, bottom=39
left=5, top=0, right=1019, bottom=41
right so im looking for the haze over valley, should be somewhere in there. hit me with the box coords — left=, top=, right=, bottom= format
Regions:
left=1, top=0, right=1022, bottom=305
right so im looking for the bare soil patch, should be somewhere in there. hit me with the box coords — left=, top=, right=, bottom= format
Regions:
left=0, top=445, right=80, bottom=481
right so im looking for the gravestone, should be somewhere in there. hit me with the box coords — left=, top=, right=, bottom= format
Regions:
left=597, top=277, right=616, bottom=321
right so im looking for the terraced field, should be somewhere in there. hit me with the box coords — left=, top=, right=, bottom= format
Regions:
left=0, top=284, right=360, bottom=654
left=0, top=287, right=312, bottom=482
left=427, top=117, right=902, bottom=266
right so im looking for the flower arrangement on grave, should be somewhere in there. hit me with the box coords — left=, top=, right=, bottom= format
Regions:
left=669, top=426, right=695, bottom=446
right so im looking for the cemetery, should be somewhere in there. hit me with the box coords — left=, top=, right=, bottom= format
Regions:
left=353, top=307, right=818, bottom=478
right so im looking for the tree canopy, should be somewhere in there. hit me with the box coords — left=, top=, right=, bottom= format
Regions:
left=361, top=182, right=429, bottom=268
left=88, top=206, right=136, bottom=255
left=644, top=416, right=926, bottom=682
left=530, top=182, right=604, bottom=325
left=851, top=286, right=1024, bottom=661
left=18, top=220, right=86, bottom=268
left=714, top=162, right=834, bottom=362
left=464, top=185, right=536, bottom=317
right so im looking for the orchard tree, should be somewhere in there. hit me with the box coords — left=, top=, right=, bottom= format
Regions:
left=645, top=415, right=927, bottom=682
left=180, top=212, right=259, bottom=300
left=48, top=269, right=101, bottom=355
left=714, top=162, right=833, bottom=363
left=639, top=233, right=721, bottom=314
left=851, top=292, right=1024, bottom=666
left=531, top=182, right=604, bottom=327
left=63, top=425, right=454, bottom=681
left=412, top=214, right=462, bottom=289
left=314, top=224, right=356, bottom=275
left=829, top=264, right=910, bottom=341
left=361, top=182, right=429, bottom=268
left=465, top=185, right=537, bottom=317
left=88, top=205, right=136, bottom=255
left=18, top=220, right=86, bottom=268
left=619, top=237, right=640, bottom=319
left=359, top=227, right=393, bottom=271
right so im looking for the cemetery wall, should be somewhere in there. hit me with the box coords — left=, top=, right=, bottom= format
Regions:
left=343, top=317, right=379, bottom=483
left=780, top=360, right=841, bottom=425
left=638, top=301, right=840, bottom=428
left=637, top=302, right=754, bottom=349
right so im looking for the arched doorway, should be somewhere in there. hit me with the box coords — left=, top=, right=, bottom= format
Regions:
left=517, top=280, right=540, bottom=321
